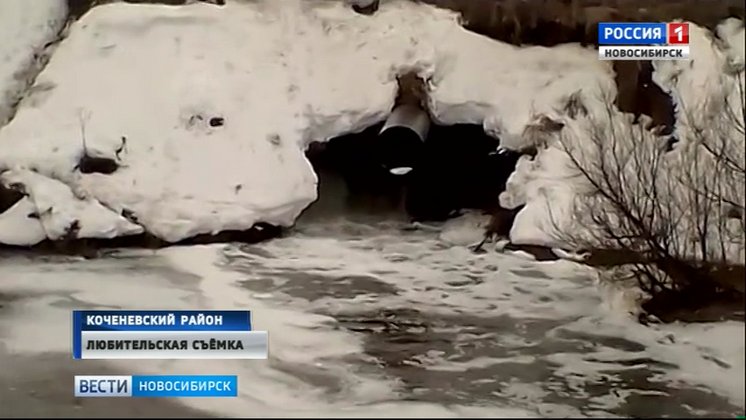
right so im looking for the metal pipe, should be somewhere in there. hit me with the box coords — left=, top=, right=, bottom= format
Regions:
left=377, top=104, right=431, bottom=175
left=379, top=104, right=430, bottom=141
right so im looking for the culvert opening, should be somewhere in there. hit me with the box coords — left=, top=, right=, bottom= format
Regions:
left=403, top=123, right=521, bottom=222
left=301, top=72, right=523, bottom=225
left=301, top=121, right=522, bottom=224
left=302, top=122, right=408, bottom=223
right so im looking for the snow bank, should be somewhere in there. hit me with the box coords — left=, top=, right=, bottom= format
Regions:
left=653, top=21, right=745, bottom=263
left=716, top=18, right=745, bottom=72
left=0, top=197, right=47, bottom=246
left=504, top=20, right=745, bottom=250
left=0, top=169, right=142, bottom=242
left=0, top=0, right=610, bottom=245
left=654, top=22, right=737, bottom=131
left=427, top=39, right=614, bottom=150
left=501, top=146, right=581, bottom=248
left=0, top=0, right=67, bottom=125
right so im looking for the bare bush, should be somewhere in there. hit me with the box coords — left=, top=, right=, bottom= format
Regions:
left=548, top=74, right=745, bottom=303
left=679, top=72, right=746, bottom=247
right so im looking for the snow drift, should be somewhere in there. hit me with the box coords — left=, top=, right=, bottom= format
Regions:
left=0, top=0, right=612, bottom=246
left=500, top=19, right=746, bottom=250
left=0, top=0, right=67, bottom=125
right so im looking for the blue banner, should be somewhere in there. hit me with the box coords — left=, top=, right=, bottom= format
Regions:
left=74, top=375, right=238, bottom=397
left=132, top=375, right=238, bottom=397
left=598, top=22, right=667, bottom=45
left=74, top=310, right=252, bottom=331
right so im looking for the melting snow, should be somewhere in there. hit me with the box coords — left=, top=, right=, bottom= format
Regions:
left=0, top=0, right=67, bottom=124
left=0, top=0, right=610, bottom=245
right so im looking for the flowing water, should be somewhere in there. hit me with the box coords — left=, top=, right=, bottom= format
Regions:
left=0, top=174, right=743, bottom=417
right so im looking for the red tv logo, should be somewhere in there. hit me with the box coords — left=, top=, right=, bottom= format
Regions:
left=668, top=23, right=689, bottom=45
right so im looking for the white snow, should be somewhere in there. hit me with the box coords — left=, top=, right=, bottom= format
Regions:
left=0, top=0, right=610, bottom=245
left=0, top=197, right=47, bottom=246
left=654, top=22, right=735, bottom=130
left=0, top=0, right=741, bottom=259
left=504, top=20, right=746, bottom=251
left=716, top=18, right=745, bottom=71
left=426, top=38, right=614, bottom=150
left=501, top=145, right=583, bottom=248
left=0, top=2, right=742, bottom=416
left=0, top=169, right=143, bottom=242
left=0, top=0, right=67, bottom=125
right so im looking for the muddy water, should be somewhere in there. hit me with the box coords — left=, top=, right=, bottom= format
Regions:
left=0, top=173, right=743, bottom=417
left=222, top=219, right=741, bottom=418
left=0, top=220, right=742, bottom=417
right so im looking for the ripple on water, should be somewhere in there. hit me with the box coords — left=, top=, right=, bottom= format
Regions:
left=217, top=224, right=744, bottom=417
left=326, top=308, right=741, bottom=417
left=238, top=271, right=400, bottom=302
left=509, top=269, right=551, bottom=279
left=444, top=275, right=483, bottom=287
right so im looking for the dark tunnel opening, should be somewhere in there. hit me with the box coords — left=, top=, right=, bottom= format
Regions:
left=302, top=121, right=522, bottom=224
